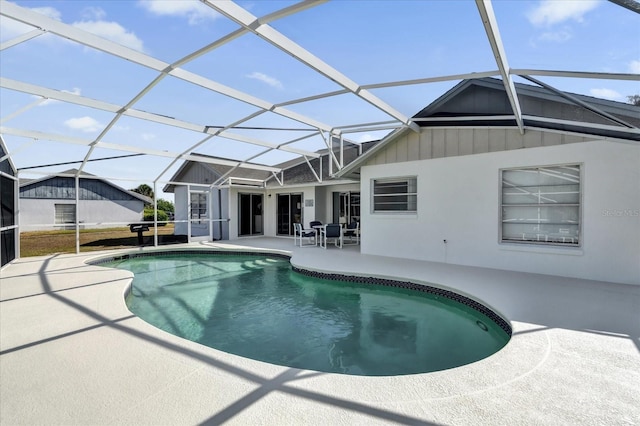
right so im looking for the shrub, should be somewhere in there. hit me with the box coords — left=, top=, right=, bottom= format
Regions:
left=143, top=209, right=168, bottom=222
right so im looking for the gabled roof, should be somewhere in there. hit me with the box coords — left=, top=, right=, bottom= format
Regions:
left=165, top=140, right=380, bottom=191
left=163, top=156, right=274, bottom=192
left=265, top=140, right=378, bottom=187
left=337, top=77, right=640, bottom=179
left=413, top=77, right=640, bottom=139
left=19, top=168, right=153, bottom=204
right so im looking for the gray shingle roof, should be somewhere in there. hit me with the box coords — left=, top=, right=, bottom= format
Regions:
left=165, top=140, right=379, bottom=190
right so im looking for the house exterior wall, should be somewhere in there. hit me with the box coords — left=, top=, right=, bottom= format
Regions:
left=19, top=199, right=144, bottom=231
left=314, top=186, right=328, bottom=223
left=174, top=186, right=188, bottom=236
left=360, top=139, right=640, bottom=285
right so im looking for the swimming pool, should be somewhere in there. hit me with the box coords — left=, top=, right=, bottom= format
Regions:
left=98, top=251, right=510, bottom=376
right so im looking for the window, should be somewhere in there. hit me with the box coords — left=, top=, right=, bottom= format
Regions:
left=190, top=193, right=207, bottom=224
left=1, top=174, right=17, bottom=267
left=372, top=177, right=417, bottom=213
left=1, top=175, right=15, bottom=228
left=55, top=204, right=76, bottom=227
left=501, top=164, right=580, bottom=246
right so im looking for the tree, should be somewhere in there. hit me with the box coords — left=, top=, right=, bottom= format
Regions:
left=627, top=95, right=640, bottom=106
left=156, top=198, right=174, bottom=213
left=130, top=183, right=154, bottom=200
left=130, top=185, right=174, bottom=213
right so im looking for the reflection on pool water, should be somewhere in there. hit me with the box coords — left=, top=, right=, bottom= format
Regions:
left=103, top=253, right=510, bottom=376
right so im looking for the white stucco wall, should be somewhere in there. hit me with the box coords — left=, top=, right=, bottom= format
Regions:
left=19, top=199, right=144, bottom=231
left=173, top=186, right=188, bottom=236
left=360, top=140, right=640, bottom=285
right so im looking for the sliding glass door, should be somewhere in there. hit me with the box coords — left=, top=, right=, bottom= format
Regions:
left=277, top=193, right=302, bottom=236
left=238, top=193, right=263, bottom=236
left=333, top=191, right=360, bottom=224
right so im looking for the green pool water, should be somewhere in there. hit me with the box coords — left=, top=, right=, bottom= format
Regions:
left=104, top=253, right=510, bottom=376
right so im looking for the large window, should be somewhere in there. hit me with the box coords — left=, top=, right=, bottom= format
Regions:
left=501, top=164, right=581, bottom=246
left=372, top=177, right=417, bottom=213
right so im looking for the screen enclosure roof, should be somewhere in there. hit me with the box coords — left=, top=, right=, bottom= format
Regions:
left=1, top=0, right=638, bottom=188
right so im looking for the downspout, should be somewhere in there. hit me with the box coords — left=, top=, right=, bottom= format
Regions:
left=187, top=184, right=191, bottom=242
left=153, top=181, right=158, bottom=247
left=15, top=170, right=21, bottom=260
left=75, top=174, right=80, bottom=254
left=208, top=184, right=213, bottom=242
left=218, top=189, right=222, bottom=240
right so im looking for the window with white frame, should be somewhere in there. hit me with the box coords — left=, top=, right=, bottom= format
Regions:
left=55, top=204, right=76, bottom=225
left=501, top=164, right=581, bottom=246
left=372, top=177, right=417, bottom=213
left=190, top=193, right=207, bottom=224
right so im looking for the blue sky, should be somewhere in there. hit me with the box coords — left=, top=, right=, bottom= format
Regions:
left=1, top=0, right=638, bottom=197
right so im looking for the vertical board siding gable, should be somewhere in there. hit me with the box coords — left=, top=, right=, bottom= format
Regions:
left=20, top=177, right=140, bottom=201
left=363, top=127, right=591, bottom=168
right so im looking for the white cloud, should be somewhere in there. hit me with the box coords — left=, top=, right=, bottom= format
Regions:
left=538, top=29, right=572, bottom=43
left=629, top=60, right=640, bottom=74
left=589, top=88, right=623, bottom=101
left=139, top=0, right=219, bottom=25
left=356, top=134, right=374, bottom=143
left=81, top=7, right=107, bottom=21
left=0, top=4, right=144, bottom=52
left=141, top=133, right=156, bottom=141
left=72, top=20, right=145, bottom=52
left=64, top=87, right=82, bottom=96
left=527, top=0, right=599, bottom=26
left=64, top=116, right=104, bottom=133
left=246, top=72, right=283, bottom=90
left=0, top=6, right=61, bottom=39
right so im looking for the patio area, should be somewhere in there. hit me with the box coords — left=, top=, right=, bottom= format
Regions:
left=1, top=237, right=638, bottom=425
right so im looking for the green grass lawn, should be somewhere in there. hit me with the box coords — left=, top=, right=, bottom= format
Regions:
left=20, top=224, right=185, bottom=257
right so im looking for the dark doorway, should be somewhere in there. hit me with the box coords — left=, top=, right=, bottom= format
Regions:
left=277, top=193, right=302, bottom=235
left=238, top=193, right=263, bottom=236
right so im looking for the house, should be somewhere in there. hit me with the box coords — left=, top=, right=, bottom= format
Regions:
left=19, top=169, right=152, bottom=231
left=164, top=141, right=378, bottom=241
left=166, top=78, right=639, bottom=284
left=336, top=77, right=640, bottom=285
left=167, top=77, right=639, bottom=285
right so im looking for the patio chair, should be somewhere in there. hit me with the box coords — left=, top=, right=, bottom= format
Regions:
left=309, top=220, right=323, bottom=228
left=343, top=221, right=359, bottom=245
left=320, top=223, right=343, bottom=249
left=293, top=222, right=317, bottom=247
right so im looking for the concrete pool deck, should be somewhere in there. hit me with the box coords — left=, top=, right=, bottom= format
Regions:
left=1, top=238, right=638, bottom=425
